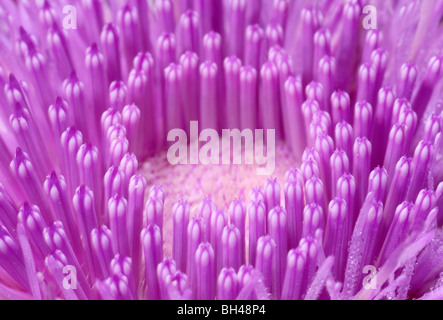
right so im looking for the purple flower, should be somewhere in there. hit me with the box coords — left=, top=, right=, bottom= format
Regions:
left=0, top=0, right=442, bottom=300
